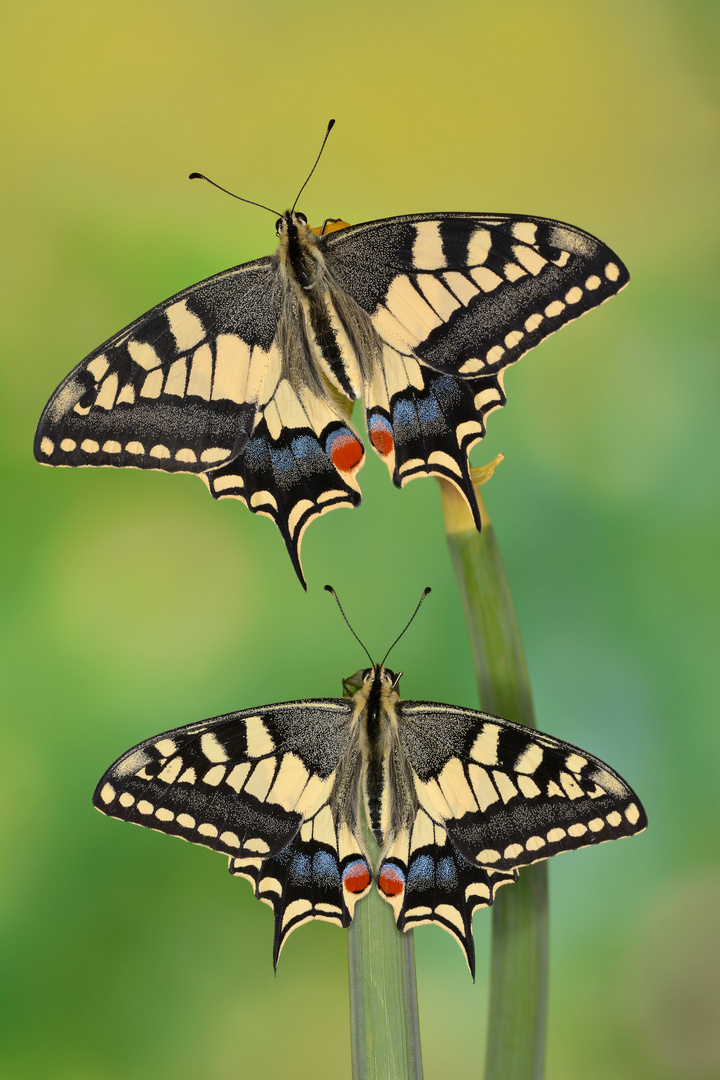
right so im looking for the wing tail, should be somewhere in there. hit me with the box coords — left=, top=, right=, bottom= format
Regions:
left=230, top=815, right=371, bottom=968
left=377, top=810, right=516, bottom=976
left=365, top=348, right=507, bottom=530
left=206, top=392, right=364, bottom=588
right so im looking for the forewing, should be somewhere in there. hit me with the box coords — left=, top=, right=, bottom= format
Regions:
left=230, top=803, right=371, bottom=967
left=94, top=699, right=353, bottom=862
left=35, top=258, right=278, bottom=476
left=398, top=701, right=646, bottom=874
left=377, top=807, right=516, bottom=975
left=325, top=213, right=628, bottom=519
left=325, top=213, right=628, bottom=376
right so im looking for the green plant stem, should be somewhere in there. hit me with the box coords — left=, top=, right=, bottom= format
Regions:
left=347, top=819, right=424, bottom=1080
left=440, top=478, right=548, bottom=1080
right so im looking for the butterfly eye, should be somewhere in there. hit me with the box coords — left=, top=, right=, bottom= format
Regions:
left=295, top=212, right=308, bottom=225
left=275, top=217, right=284, bottom=235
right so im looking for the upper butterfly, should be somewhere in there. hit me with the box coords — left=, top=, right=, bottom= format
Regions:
left=34, top=196, right=629, bottom=586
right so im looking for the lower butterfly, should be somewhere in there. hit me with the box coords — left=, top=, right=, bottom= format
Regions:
left=34, top=190, right=629, bottom=586
left=94, top=659, right=646, bottom=974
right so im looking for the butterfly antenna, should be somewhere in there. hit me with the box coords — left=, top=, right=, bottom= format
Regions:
left=324, top=585, right=374, bottom=667
left=381, top=588, right=432, bottom=667
left=291, top=119, right=336, bottom=214
left=189, top=173, right=281, bottom=217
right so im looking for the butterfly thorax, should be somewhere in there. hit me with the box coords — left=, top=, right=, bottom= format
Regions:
left=350, top=664, right=416, bottom=848
left=274, top=211, right=376, bottom=403
left=276, top=211, right=319, bottom=290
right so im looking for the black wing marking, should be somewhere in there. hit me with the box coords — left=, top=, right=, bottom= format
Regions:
left=35, top=258, right=279, bottom=475
left=325, top=213, right=628, bottom=518
left=397, top=700, right=647, bottom=874
left=377, top=807, right=517, bottom=975
left=230, top=804, right=371, bottom=967
left=94, top=699, right=353, bottom=862
left=325, top=213, right=629, bottom=376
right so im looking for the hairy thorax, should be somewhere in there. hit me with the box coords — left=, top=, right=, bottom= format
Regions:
left=275, top=212, right=379, bottom=405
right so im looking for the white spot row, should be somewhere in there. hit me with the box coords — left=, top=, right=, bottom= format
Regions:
left=474, top=804, right=640, bottom=865
left=53, top=436, right=230, bottom=464
left=102, top=785, right=273, bottom=853
left=458, top=263, right=617, bottom=377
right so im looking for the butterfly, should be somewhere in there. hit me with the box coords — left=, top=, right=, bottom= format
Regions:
left=94, top=644, right=646, bottom=974
left=34, top=184, right=629, bottom=586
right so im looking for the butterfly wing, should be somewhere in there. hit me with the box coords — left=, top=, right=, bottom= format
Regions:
left=34, top=255, right=364, bottom=586
left=94, top=699, right=353, bottom=863
left=94, top=697, right=376, bottom=966
left=324, top=213, right=629, bottom=522
left=377, top=807, right=516, bottom=976
left=35, top=258, right=278, bottom=476
left=398, top=700, right=646, bottom=875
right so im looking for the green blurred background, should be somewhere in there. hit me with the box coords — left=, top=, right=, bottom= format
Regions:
left=2, top=2, right=718, bottom=1077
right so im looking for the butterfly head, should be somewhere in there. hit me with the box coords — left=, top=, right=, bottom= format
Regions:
left=343, top=663, right=402, bottom=705
left=275, top=210, right=309, bottom=238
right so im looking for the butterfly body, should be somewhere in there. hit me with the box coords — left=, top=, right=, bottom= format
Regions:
left=94, top=661, right=646, bottom=973
left=36, top=209, right=629, bottom=584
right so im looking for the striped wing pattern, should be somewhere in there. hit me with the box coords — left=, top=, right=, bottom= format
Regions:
left=327, top=213, right=628, bottom=525
left=36, top=212, right=628, bottom=583
left=398, top=701, right=647, bottom=875
left=94, top=701, right=352, bottom=861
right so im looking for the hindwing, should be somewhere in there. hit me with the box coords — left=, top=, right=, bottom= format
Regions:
left=230, top=807, right=371, bottom=966
left=36, top=209, right=628, bottom=585
left=377, top=808, right=517, bottom=977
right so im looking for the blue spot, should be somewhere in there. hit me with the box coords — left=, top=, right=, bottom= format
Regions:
left=313, top=850, right=340, bottom=886
left=291, top=434, right=325, bottom=466
left=432, top=375, right=463, bottom=405
left=369, top=413, right=392, bottom=436
left=407, top=854, right=435, bottom=887
left=437, top=857, right=458, bottom=890
left=269, top=445, right=297, bottom=480
left=324, top=427, right=352, bottom=454
left=416, top=395, right=442, bottom=425
left=290, top=852, right=311, bottom=885
left=243, top=436, right=271, bottom=470
left=391, top=397, right=418, bottom=436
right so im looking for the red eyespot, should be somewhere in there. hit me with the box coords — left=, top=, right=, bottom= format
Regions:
left=343, top=860, right=371, bottom=894
left=378, top=864, right=405, bottom=897
left=326, top=429, right=364, bottom=472
left=368, top=414, right=394, bottom=457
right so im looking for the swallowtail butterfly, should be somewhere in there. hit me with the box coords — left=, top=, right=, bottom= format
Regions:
left=34, top=188, right=629, bottom=586
left=94, top=658, right=646, bottom=973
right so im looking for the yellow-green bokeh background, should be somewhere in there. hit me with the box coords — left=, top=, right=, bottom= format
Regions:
left=2, top=2, right=719, bottom=1078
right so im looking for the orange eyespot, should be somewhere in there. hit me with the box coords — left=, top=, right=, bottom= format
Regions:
left=326, top=428, right=364, bottom=472
left=369, top=414, right=394, bottom=457
left=378, top=864, right=405, bottom=897
left=343, top=860, right=371, bottom=894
